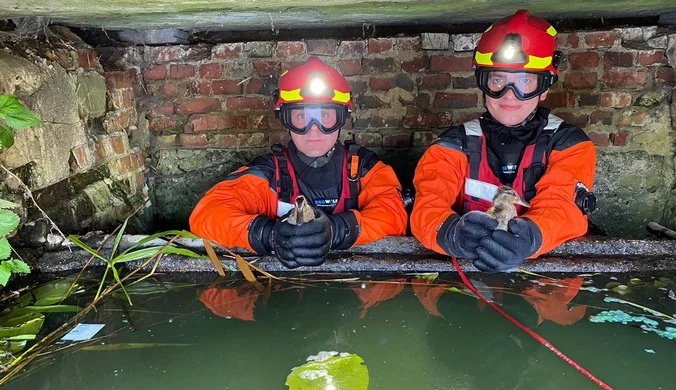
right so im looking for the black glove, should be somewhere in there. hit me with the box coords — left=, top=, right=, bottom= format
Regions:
left=327, top=211, right=360, bottom=250
left=437, top=211, right=498, bottom=260
left=474, top=217, right=543, bottom=273
left=273, top=209, right=333, bottom=269
left=248, top=215, right=276, bottom=255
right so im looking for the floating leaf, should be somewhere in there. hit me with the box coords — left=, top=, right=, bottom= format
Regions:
left=628, top=278, right=647, bottom=287
left=654, top=277, right=673, bottom=288
left=16, top=278, right=82, bottom=307
left=0, top=209, right=20, bottom=236
left=0, top=312, right=44, bottom=338
left=81, top=343, right=192, bottom=351
left=409, top=273, right=439, bottom=281
left=605, top=282, right=622, bottom=289
left=610, top=285, right=632, bottom=295
left=286, top=352, right=368, bottom=390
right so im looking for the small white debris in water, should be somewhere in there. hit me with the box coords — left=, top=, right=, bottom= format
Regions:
left=122, top=320, right=128, bottom=324
left=147, top=330, right=151, bottom=332
left=291, top=328, right=296, bottom=331
left=307, top=351, right=338, bottom=361
left=169, top=319, right=173, bottom=323
left=610, top=276, right=618, bottom=280
left=225, top=316, right=232, bottom=320
left=645, top=349, right=656, bottom=354
left=361, top=283, right=366, bottom=289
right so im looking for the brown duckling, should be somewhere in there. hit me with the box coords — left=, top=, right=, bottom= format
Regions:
left=486, top=185, right=530, bottom=230
left=286, top=195, right=316, bottom=226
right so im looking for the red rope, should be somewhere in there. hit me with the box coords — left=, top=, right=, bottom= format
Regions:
left=451, top=257, right=614, bottom=390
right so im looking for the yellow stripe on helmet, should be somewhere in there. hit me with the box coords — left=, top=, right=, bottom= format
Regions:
left=524, top=55, right=552, bottom=70
left=474, top=51, right=494, bottom=66
left=546, top=26, right=557, bottom=37
left=280, top=88, right=303, bottom=102
left=332, top=90, right=351, bottom=104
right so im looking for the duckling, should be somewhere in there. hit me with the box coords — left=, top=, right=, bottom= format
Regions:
left=286, top=195, right=316, bottom=226
left=486, top=185, right=530, bottom=230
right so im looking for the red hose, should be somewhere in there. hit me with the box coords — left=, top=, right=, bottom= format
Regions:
left=451, top=257, right=614, bottom=390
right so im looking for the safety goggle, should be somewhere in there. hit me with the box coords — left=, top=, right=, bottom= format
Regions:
left=277, top=103, right=348, bottom=135
left=476, top=69, right=555, bottom=101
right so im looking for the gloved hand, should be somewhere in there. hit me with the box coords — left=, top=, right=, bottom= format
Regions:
left=437, top=211, right=498, bottom=260
left=474, top=217, right=543, bottom=273
left=327, top=211, right=360, bottom=250
left=273, top=208, right=333, bottom=268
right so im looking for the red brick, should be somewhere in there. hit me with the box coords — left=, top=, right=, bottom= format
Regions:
left=104, top=109, right=137, bottom=132
left=402, top=56, right=428, bottom=73
left=355, top=133, right=382, bottom=147
left=250, top=115, right=268, bottom=131
left=275, top=41, right=306, bottom=57
left=105, top=71, right=134, bottom=90
left=306, top=39, right=338, bottom=56
left=585, top=32, right=616, bottom=48
left=254, top=61, right=281, bottom=77
left=269, top=131, right=291, bottom=145
left=429, top=56, right=473, bottom=72
left=418, top=74, right=451, bottom=90
left=611, top=130, right=630, bottom=146
left=46, top=48, right=75, bottom=70
left=199, top=63, right=223, bottom=79
left=542, top=91, right=576, bottom=108
left=568, top=52, right=599, bottom=69
left=604, top=52, right=633, bottom=68
left=269, top=114, right=286, bottom=131
left=192, top=115, right=229, bottom=131
left=556, top=112, right=588, bottom=129
left=339, top=60, right=361, bottom=76
left=395, top=37, right=421, bottom=52
left=337, top=40, right=367, bottom=58
left=369, top=117, right=401, bottom=128
left=382, top=133, right=411, bottom=147
left=603, top=71, right=646, bottom=89
left=403, top=113, right=451, bottom=129
left=226, top=97, right=267, bottom=111
left=212, top=79, right=242, bottom=95
left=588, top=132, right=609, bottom=146
left=213, top=43, right=243, bottom=59
left=78, top=49, right=98, bottom=69
left=179, top=134, right=207, bottom=149
left=245, top=78, right=264, bottom=94
left=579, top=93, right=600, bottom=107
left=412, top=131, right=438, bottom=147
left=617, top=111, right=647, bottom=127
left=557, top=33, right=579, bottom=49
left=197, top=81, right=211, bottom=95
left=238, top=133, right=267, bottom=147
left=144, top=65, right=167, bottom=80
left=161, top=83, right=190, bottom=99
left=70, top=145, right=89, bottom=171
left=457, top=112, right=482, bottom=123
left=130, top=149, right=144, bottom=169
left=147, top=101, right=175, bottom=116
left=415, top=94, right=430, bottom=110
left=170, top=64, right=195, bottom=79
left=112, top=89, right=136, bottom=110
left=211, top=134, right=238, bottom=148
left=656, top=67, right=675, bottom=86
left=433, top=93, right=477, bottom=109
left=564, top=72, right=597, bottom=89
left=589, top=110, right=613, bottom=125
left=282, top=61, right=306, bottom=73
left=148, top=118, right=178, bottom=134
left=600, top=92, right=632, bottom=108
left=368, top=38, right=393, bottom=54
left=370, top=77, right=395, bottom=91
left=452, top=76, right=476, bottom=89
left=637, top=50, right=666, bottom=66
left=176, top=98, right=221, bottom=114
left=230, top=115, right=248, bottom=129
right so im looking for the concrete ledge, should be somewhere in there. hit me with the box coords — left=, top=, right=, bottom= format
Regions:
left=34, top=234, right=676, bottom=274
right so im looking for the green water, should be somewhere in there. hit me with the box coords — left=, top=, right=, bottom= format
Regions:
left=3, top=272, right=676, bottom=390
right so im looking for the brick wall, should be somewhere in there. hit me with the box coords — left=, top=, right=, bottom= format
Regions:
left=99, top=25, right=676, bottom=236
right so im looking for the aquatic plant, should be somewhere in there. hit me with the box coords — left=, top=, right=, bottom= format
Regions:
left=286, top=351, right=369, bottom=390
left=67, top=215, right=209, bottom=305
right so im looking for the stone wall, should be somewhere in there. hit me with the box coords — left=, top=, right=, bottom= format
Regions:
left=0, top=30, right=149, bottom=240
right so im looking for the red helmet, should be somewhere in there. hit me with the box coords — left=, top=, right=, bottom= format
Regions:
left=274, top=56, right=353, bottom=112
left=473, top=9, right=561, bottom=74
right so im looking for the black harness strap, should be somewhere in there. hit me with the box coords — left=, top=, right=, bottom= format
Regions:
left=271, top=143, right=294, bottom=203
left=344, top=140, right=362, bottom=211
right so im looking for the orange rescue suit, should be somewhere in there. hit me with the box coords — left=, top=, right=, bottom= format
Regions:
left=411, top=112, right=596, bottom=258
left=190, top=143, right=408, bottom=252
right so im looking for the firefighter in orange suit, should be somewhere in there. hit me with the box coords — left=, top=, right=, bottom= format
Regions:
left=411, top=10, right=597, bottom=272
left=190, top=57, right=408, bottom=269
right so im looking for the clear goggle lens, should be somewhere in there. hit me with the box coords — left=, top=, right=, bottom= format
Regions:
left=279, top=104, right=347, bottom=134
left=477, top=70, right=552, bottom=101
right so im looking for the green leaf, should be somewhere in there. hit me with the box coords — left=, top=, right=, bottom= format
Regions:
left=111, top=218, right=129, bottom=258
left=0, top=262, right=10, bottom=286
left=0, top=237, right=10, bottom=260
left=0, top=124, right=14, bottom=149
left=0, top=94, right=24, bottom=117
left=113, top=246, right=164, bottom=263
left=16, top=278, right=83, bottom=307
left=0, top=312, right=44, bottom=338
left=67, top=235, right=109, bottom=263
left=4, top=108, right=41, bottom=129
left=4, top=259, right=30, bottom=274
left=16, top=305, right=81, bottom=313
left=122, top=229, right=199, bottom=255
left=0, top=209, right=20, bottom=236
left=286, top=352, right=369, bottom=390
left=0, top=198, right=20, bottom=210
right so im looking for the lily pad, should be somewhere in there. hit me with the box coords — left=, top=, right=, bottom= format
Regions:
left=286, top=351, right=368, bottom=390
left=654, top=278, right=673, bottom=288
left=610, top=285, right=632, bottom=295
left=628, top=278, right=647, bottom=287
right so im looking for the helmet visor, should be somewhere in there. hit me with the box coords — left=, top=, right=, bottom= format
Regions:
left=477, top=69, right=551, bottom=101
left=278, top=103, right=348, bottom=135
